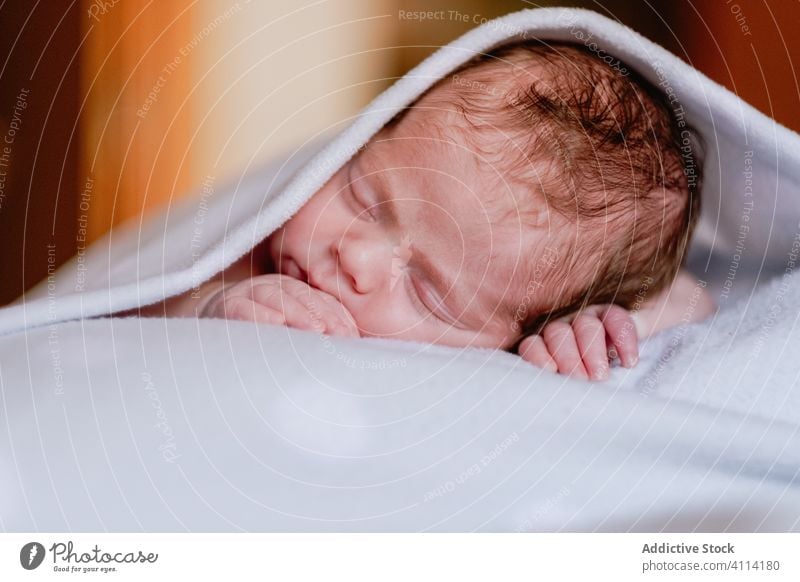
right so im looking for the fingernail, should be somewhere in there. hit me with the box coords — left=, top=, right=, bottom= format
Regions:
left=624, top=355, right=639, bottom=368
left=593, top=366, right=609, bottom=381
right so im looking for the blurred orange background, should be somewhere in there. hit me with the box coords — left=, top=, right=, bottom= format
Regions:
left=1, top=0, right=798, bottom=304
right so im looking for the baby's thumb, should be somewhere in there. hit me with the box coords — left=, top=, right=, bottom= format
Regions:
left=518, top=335, right=558, bottom=373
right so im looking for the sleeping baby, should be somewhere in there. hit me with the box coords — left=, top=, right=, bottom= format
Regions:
left=144, top=40, right=715, bottom=380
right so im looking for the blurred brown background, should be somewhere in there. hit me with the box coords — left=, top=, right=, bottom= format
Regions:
left=1, top=0, right=798, bottom=304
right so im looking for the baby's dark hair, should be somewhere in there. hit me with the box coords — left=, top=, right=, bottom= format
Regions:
left=391, top=39, right=702, bottom=350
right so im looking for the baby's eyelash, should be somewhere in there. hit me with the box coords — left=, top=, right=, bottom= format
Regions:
left=405, top=272, right=431, bottom=318
left=405, top=270, right=446, bottom=324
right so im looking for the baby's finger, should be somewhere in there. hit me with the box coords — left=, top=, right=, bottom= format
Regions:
left=606, top=332, right=619, bottom=362
left=278, top=293, right=324, bottom=332
left=267, top=274, right=359, bottom=336
left=272, top=280, right=357, bottom=337
left=517, top=335, right=558, bottom=373
left=572, top=315, right=609, bottom=381
left=249, top=283, right=320, bottom=332
left=543, top=321, right=589, bottom=380
left=306, top=287, right=361, bottom=337
left=223, top=296, right=285, bottom=326
left=601, top=305, right=639, bottom=368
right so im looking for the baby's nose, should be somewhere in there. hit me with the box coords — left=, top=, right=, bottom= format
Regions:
left=335, top=233, right=397, bottom=294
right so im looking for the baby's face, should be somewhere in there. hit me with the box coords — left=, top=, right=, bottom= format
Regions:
left=267, top=106, right=549, bottom=349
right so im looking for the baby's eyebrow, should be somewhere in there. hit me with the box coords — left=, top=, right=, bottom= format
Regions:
left=368, top=169, right=400, bottom=228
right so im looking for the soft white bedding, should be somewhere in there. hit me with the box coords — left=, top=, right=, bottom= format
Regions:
left=1, top=300, right=798, bottom=531
left=1, top=7, right=799, bottom=531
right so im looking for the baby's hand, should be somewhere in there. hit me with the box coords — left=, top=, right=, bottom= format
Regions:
left=517, top=304, right=639, bottom=381
left=200, top=274, right=360, bottom=337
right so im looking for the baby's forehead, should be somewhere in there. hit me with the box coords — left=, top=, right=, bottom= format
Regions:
left=361, top=140, right=532, bottom=256
left=371, top=107, right=542, bottom=225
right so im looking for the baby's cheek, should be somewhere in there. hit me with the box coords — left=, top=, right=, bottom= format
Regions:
left=346, top=296, right=422, bottom=339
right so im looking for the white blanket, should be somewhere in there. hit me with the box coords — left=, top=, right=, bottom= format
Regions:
left=1, top=7, right=799, bottom=531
